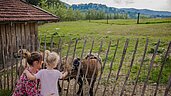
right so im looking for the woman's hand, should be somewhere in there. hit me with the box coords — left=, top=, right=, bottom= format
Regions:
left=23, top=69, right=36, bottom=80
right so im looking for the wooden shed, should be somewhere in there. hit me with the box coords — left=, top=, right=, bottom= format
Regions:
left=0, top=0, right=59, bottom=69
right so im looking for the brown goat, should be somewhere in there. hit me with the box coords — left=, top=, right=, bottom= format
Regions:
left=80, top=54, right=101, bottom=96
left=58, top=54, right=102, bottom=96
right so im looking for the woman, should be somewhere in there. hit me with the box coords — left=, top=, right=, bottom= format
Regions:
left=24, top=50, right=68, bottom=96
left=12, top=52, right=43, bottom=96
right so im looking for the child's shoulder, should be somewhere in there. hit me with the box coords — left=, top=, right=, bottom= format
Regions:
left=38, top=69, right=46, bottom=73
left=53, top=69, right=61, bottom=73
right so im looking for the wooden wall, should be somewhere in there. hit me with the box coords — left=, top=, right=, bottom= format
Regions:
left=0, top=22, right=38, bottom=69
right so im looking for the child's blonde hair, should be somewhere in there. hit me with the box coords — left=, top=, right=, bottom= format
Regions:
left=45, top=50, right=60, bottom=68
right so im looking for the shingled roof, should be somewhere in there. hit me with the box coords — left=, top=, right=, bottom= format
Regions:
left=0, top=0, right=59, bottom=22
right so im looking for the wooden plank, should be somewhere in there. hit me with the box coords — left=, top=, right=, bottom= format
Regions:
left=154, top=41, right=171, bottom=96
left=10, top=24, right=14, bottom=90
left=25, top=23, right=31, bottom=51
left=57, top=38, right=62, bottom=70
left=32, top=23, right=36, bottom=51
left=102, top=39, right=119, bottom=96
left=11, top=24, right=16, bottom=54
left=0, top=25, right=1, bottom=63
left=0, top=24, right=2, bottom=89
left=2, top=45, right=6, bottom=90
left=60, top=38, right=71, bottom=95
left=120, top=39, right=139, bottom=96
left=77, top=39, right=87, bottom=95
left=66, top=39, right=78, bottom=96
left=0, top=74, right=2, bottom=89
left=73, top=38, right=87, bottom=96
left=111, top=39, right=129, bottom=95
left=1, top=24, right=6, bottom=69
left=57, top=38, right=62, bottom=54
left=1, top=24, right=6, bottom=90
left=34, top=23, right=38, bottom=51
left=16, top=23, right=21, bottom=49
left=87, top=39, right=103, bottom=96
left=131, top=38, right=148, bottom=96
left=43, top=35, right=46, bottom=69
left=5, top=24, right=10, bottom=90
left=0, top=24, right=2, bottom=68
left=164, top=73, right=171, bottom=96
left=21, top=23, right=25, bottom=48
left=94, top=40, right=111, bottom=95
left=15, top=24, right=19, bottom=84
left=141, top=40, right=160, bottom=96
left=30, top=23, right=35, bottom=51
left=84, top=39, right=94, bottom=82
left=50, top=35, right=54, bottom=51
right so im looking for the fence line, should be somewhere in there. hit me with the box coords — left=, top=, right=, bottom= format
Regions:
left=0, top=36, right=171, bottom=96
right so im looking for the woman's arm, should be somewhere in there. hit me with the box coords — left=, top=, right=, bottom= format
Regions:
left=23, top=70, right=36, bottom=80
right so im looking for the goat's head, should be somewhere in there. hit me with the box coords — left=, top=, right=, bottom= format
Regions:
left=73, top=58, right=81, bottom=70
left=85, top=53, right=102, bottom=64
left=13, top=49, right=31, bottom=59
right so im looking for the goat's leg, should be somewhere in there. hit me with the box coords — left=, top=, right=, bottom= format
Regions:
left=77, top=77, right=83, bottom=96
left=58, top=81, right=62, bottom=93
left=88, top=78, right=96, bottom=96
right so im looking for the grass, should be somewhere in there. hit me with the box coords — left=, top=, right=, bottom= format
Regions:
left=38, top=18, right=171, bottom=84
left=0, top=89, right=11, bottom=96
left=1, top=18, right=171, bottom=95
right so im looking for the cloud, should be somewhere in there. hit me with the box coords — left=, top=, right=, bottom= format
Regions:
left=125, top=0, right=135, bottom=4
left=113, top=0, right=121, bottom=4
left=113, top=0, right=135, bottom=4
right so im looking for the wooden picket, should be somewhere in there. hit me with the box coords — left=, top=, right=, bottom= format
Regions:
left=0, top=35, right=171, bottom=96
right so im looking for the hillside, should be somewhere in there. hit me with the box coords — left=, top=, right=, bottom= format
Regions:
left=71, top=3, right=171, bottom=18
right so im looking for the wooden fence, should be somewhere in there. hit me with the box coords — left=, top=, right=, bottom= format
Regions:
left=0, top=36, right=171, bottom=96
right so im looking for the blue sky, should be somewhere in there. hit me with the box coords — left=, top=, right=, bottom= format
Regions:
left=60, top=0, right=171, bottom=12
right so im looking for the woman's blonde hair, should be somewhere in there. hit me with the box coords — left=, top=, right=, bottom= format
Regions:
left=45, top=50, right=60, bottom=68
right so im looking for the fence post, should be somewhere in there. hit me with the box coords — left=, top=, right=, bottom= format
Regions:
left=111, top=39, right=129, bottom=95
left=164, top=73, right=171, bottom=96
left=141, top=40, right=160, bottom=96
left=120, top=39, right=139, bottom=96
left=131, top=38, right=148, bottom=96
left=94, top=40, right=111, bottom=95
left=65, top=38, right=78, bottom=96
left=102, top=39, right=119, bottom=96
left=60, top=38, right=72, bottom=95
left=43, top=34, right=46, bottom=69
left=73, top=38, right=87, bottom=96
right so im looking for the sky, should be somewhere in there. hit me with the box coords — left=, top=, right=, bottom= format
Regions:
left=60, top=0, right=171, bottom=12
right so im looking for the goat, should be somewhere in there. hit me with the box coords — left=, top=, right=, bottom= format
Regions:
left=58, top=54, right=102, bottom=96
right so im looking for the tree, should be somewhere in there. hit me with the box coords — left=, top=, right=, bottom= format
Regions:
left=25, top=0, right=39, bottom=6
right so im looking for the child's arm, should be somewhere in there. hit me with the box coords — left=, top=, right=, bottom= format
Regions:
left=23, top=70, right=36, bottom=80
left=61, top=71, right=68, bottom=79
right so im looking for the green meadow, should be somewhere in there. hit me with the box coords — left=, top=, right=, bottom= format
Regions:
left=1, top=18, right=171, bottom=96
left=38, top=18, right=171, bottom=84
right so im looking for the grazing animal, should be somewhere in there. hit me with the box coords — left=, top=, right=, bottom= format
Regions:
left=58, top=54, right=102, bottom=96
left=79, top=54, right=101, bottom=96
left=57, top=56, right=83, bottom=95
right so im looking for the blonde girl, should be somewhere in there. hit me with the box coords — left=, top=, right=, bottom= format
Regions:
left=24, top=50, right=68, bottom=96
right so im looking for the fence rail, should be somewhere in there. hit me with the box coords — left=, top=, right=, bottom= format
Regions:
left=0, top=36, right=171, bottom=96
